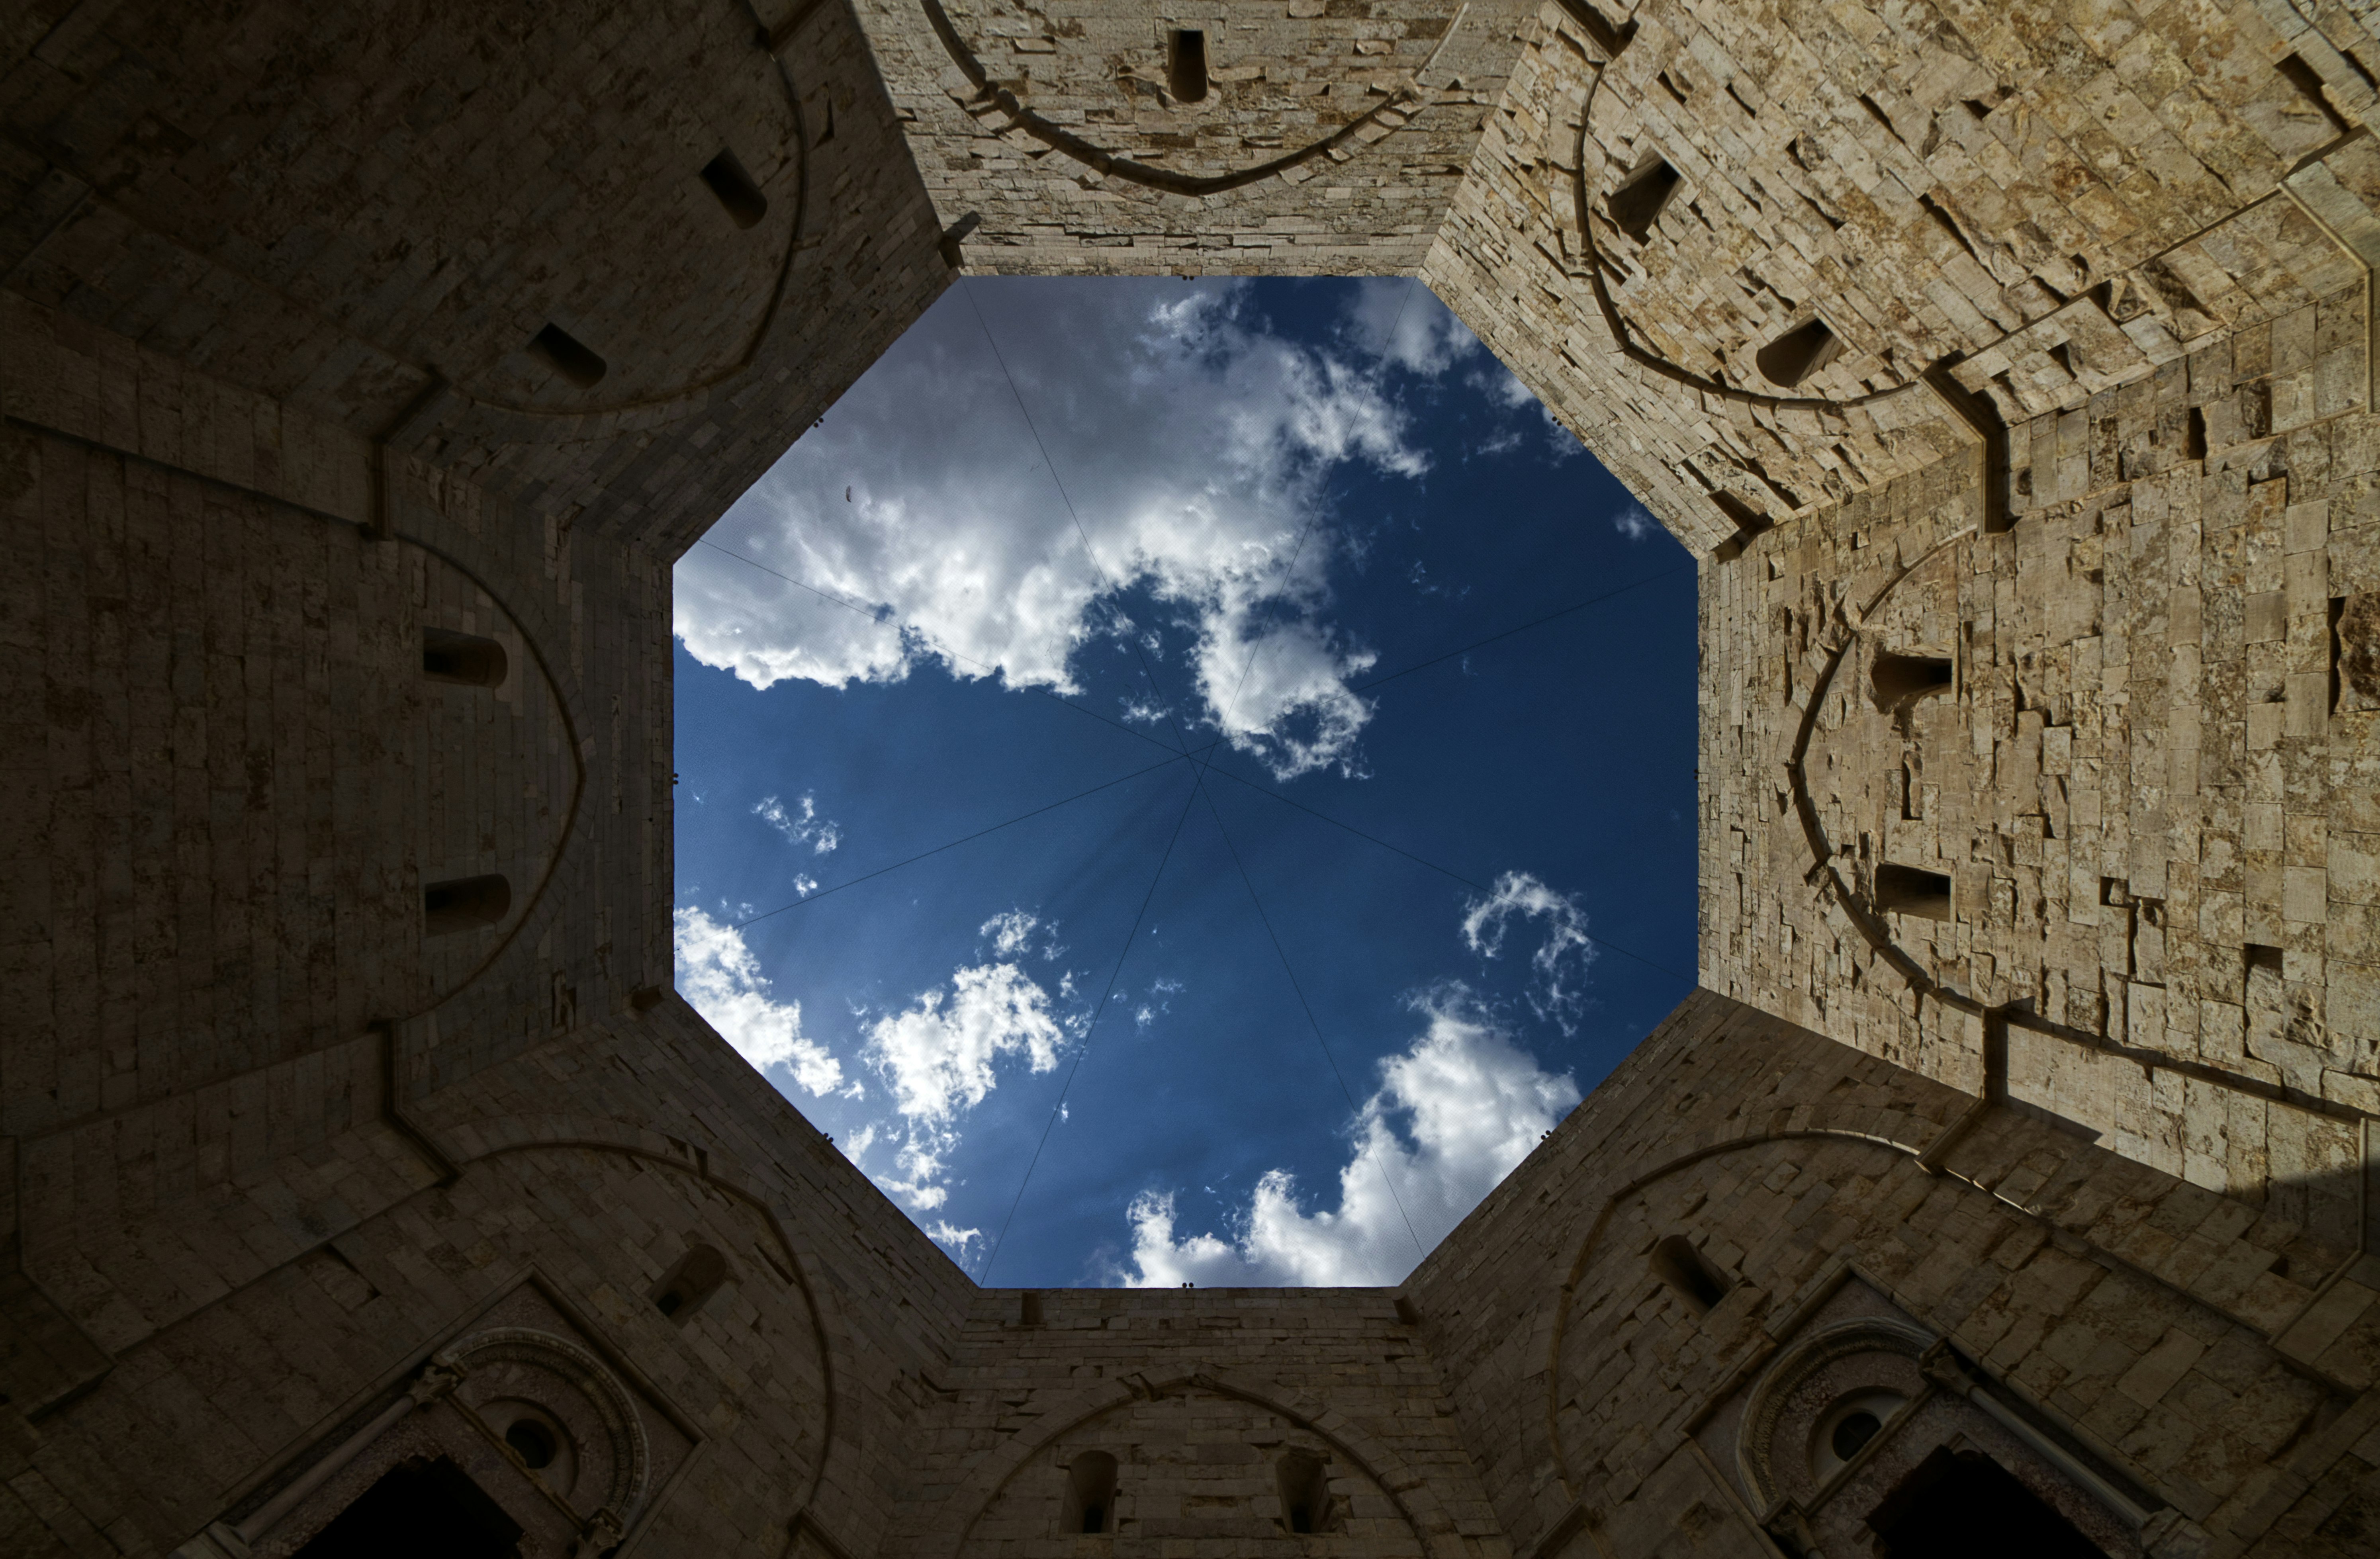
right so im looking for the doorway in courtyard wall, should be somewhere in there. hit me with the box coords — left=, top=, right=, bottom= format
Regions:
left=669, top=277, right=1698, bottom=1288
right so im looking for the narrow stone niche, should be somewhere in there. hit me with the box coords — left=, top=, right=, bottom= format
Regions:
left=422, top=628, right=507, bottom=688
left=1276, top=1450, right=1337, bottom=1533
left=1607, top=155, right=1682, bottom=243
left=1757, top=317, right=1843, bottom=388
left=1870, top=649, right=1952, bottom=710
left=1649, top=1234, right=1732, bottom=1315
left=1168, top=29, right=1209, bottom=103
left=424, top=874, right=512, bottom=936
left=528, top=323, right=607, bottom=387
left=1061, top=1451, right=1118, bottom=1534
left=699, top=148, right=767, bottom=229
left=650, top=1244, right=729, bottom=1324
left=1874, top=864, right=1952, bottom=922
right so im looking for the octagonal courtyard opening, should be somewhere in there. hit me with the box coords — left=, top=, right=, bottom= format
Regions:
left=669, top=276, right=1697, bottom=1287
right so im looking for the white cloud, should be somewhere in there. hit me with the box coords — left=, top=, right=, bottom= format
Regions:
left=673, top=279, right=1440, bottom=780
left=1470, top=358, right=1583, bottom=460
left=981, top=910, right=1038, bottom=957
left=1613, top=504, right=1658, bottom=542
left=927, top=1221, right=982, bottom=1260
left=1475, top=362, right=1535, bottom=409
left=672, top=907, right=847, bottom=1096
left=755, top=792, right=840, bottom=854
left=867, top=961, right=1065, bottom=1123
left=1461, top=870, right=1599, bottom=1034
left=1344, top=278, right=1485, bottom=376
left=1118, top=990, right=1578, bottom=1286
left=855, top=960, right=1067, bottom=1213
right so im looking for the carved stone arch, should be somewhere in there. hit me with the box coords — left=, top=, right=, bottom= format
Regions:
left=1785, top=526, right=1981, bottom=998
left=454, top=1127, right=859, bottom=1521
left=1731, top=1315, right=1936, bottom=1513
left=401, top=538, right=587, bottom=1012
left=923, top=1367, right=1454, bottom=1559
left=1558, top=35, right=1926, bottom=418
left=437, top=1325, right=655, bottom=1528
left=1534, top=1100, right=2363, bottom=1508
left=1535, top=1125, right=1948, bottom=1503
left=416, top=15, right=829, bottom=445
left=913, top=0, right=1474, bottom=197
left=16, top=0, right=812, bottom=432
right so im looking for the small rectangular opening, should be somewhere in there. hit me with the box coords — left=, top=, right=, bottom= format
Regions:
left=1276, top=1450, right=1337, bottom=1534
left=422, top=628, right=507, bottom=688
left=424, top=874, right=512, bottom=937
left=1875, top=864, right=1952, bottom=922
left=1607, top=156, right=1681, bottom=243
left=1168, top=29, right=1209, bottom=103
left=1757, top=317, right=1843, bottom=388
left=1062, top=1451, right=1118, bottom=1535
left=650, top=1244, right=729, bottom=1323
left=1870, top=649, right=1952, bottom=710
left=528, top=323, right=607, bottom=387
left=1650, top=1234, right=1731, bottom=1315
left=699, top=148, right=769, bottom=228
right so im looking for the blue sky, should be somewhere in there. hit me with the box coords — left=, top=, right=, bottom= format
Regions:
left=671, top=277, right=1695, bottom=1288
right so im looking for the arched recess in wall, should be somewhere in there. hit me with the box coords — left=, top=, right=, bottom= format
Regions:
left=1781, top=529, right=1989, bottom=1003
left=14, top=1111, right=855, bottom=1547
left=1566, top=0, right=2364, bottom=401
left=2, top=0, right=816, bottom=442
left=1542, top=0, right=2376, bottom=537
left=407, top=546, right=585, bottom=1009
left=454, top=1131, right=849, bottom=1520
left=924, top=1370, right=1446, bottom=1559
left=914, top=0, right=1473, bottom=196
left=1531, top=1119, right=2359, bottom=1517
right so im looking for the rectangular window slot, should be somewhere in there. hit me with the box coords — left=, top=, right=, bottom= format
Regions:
left=1757, top=317, right=1843, bottom=388
left=1276, top=1450, right=1337, bottom=1533
left=1063, top=1452, right=1118, bottom=1534
left=1168, top=29, right=1209, bottom=103
left=699, top=148, right=768, bottom=228
left=1875, top=864, right=1952, bottom=922
left=422, top=628, right=507, bottom=687
left=424, top=874, right=512, bottom=937
left=528, top=323, right=607, bottom=387
left=1870, top=649, right=1952, bottom=710
left=650, top=1244, right=729, bottom=1323
left=1650, top=1234, right=1732, bottom=1315
left=1608, top=156, right=1681, bottom=243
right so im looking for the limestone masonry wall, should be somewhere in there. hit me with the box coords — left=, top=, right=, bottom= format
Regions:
left=5, top=1, right=2380, bottom=1556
